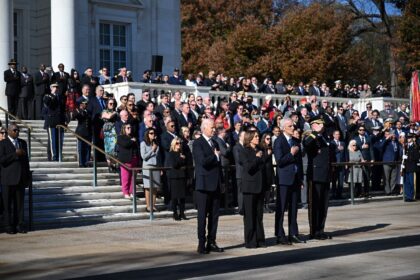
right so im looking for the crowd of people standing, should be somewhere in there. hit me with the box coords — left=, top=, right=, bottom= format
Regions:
left=3, top=61, right=419, bottom=250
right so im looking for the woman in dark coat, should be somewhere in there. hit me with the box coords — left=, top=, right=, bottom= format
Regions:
left=165, top=137, right=188, bottom=221
left=116, top=123, right=139, bottom=199
left=259, top=132, right=274, bottom=213
left=239, top=130, right=267, bottom=248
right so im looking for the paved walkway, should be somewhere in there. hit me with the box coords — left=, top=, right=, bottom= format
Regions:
left=0, top=200, right=419, bottom=280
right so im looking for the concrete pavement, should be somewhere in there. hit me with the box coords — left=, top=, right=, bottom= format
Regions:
left=0, top=200, right=419, bottom=280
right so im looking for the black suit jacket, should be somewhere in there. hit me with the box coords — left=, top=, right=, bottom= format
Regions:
left=52, top=71, right=69, bottom=95
left=274, top=134, right=303, bottom=186
left=0, top=138, right=31, bottom=186
left=193, top=136, right=221, bottom=192
left=238, top=147, right=265, bottom=194
left=116, top=135, right=138, bottom=163
left=34, top=71, right=50, bottom=96
left=115, top=75, right=133, bottom=83
left=4, top=69, right=21, bottom=97
left=165, top=151, right=187, bottom=179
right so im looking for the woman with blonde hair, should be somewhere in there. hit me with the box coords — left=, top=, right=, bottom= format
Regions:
left=165, top=137, right=188, bottom=220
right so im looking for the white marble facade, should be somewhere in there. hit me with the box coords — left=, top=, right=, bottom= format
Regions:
left=0, top=0, right=181, bottom=108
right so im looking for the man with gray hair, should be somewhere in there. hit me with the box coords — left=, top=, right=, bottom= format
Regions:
left=193, top=118, right=224, bottom=254
left=273, top=118, right=305, bottom=245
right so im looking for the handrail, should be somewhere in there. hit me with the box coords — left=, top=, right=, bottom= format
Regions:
left=57, top=124, right=146, bottom=216
left=0, top=106, right=33, bottom=160
left=0, top=106, right=33, bottom=131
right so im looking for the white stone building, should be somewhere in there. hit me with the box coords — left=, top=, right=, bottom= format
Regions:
left=0, top=0, right=181, bottom=109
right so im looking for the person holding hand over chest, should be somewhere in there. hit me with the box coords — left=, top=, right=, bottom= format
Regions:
left=239, top=130, right=268, bottom=248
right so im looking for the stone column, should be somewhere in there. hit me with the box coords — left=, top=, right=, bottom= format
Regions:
left=0, top=0, right=13, bottom=109
left=51, top=0, right=76, bottom=71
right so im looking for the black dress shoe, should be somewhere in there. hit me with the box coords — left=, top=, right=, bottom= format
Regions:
left=276, top=236, right=292, bottom=245
left=179, top=213, right=189, bottom=220
left=289, top=235, right=306, bottom=243
left=197, top=246, right=208, bottom=254
left=206, top=242, right=224, bottom=253
left=173, top=213, right=181, bottom=221
left=257, top=242, right=267, bottom=248
left=320, top=232, right=332, bottom=239
left=6, top=229, right=17, bottom=235
left=17, top=228, right=27, bottom=234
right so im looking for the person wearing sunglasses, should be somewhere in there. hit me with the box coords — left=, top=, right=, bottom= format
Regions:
left=140, top=128, right=161, bottom=212
left=101, top=99, right=119, bottom=172
left=116, top=123, right=139, bottom=199
left=0, top=123, right=31, bottom=234
left=353, top=125, right=374, bottom=197
left=165, top=137, right=189, bottom=221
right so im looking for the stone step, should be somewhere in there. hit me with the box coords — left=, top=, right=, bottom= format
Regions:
left=30, top=198, right=134, bottom=210
left=28, top=146, right=77, bottom=151
left=31, top=167, right=111, bottom=174
left=32, top=185, right=123, bottom=194
left=30, top=162, right=81, bottom=168
left=30, top=156, right=77, bottom=162
left=32, top=205, right=136, bottom=219
left=32, top=173, right=119, bottom=181
left=30, top=192, right=128, bottom=202
left=30, top=151, right=77, bottom=157
left=32, top=179, right=121, bottom=187
left=31, top=209, right=198, bottom=229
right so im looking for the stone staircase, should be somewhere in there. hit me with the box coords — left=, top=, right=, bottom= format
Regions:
left=3, top=119, right=196, bottom=230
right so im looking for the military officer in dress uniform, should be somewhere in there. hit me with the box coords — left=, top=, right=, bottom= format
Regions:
left=43, top=83, right=65, bottom=161
left=303, top=115, right=334, bottom=240
left=73, top=99, right=92, bottom=167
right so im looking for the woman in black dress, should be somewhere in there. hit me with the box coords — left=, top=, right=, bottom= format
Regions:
left=165, top=137, right=188, bottom=221
left=259, top=132, right=274, bottom=213
left=239, top=130, right=267, bottom=248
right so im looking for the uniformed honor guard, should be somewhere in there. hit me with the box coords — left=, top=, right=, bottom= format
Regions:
left=303, top=115, right=333, bottom=240
left=73, top=99, right=92, bottom=167
left=43, top=83, right=65, bottom=161
left=401, top=133, right=419, bottom=202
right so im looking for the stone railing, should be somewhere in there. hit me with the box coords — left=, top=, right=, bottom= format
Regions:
left=103, top=82, right=409, bottom=113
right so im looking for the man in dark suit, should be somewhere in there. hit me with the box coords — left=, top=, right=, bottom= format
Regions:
left=18, top=66, right=34, bottom=120
left=51, top=63, right=69, bottom=97
left=364, top=110, right=383, bottom=134
left=213, top=127, right=233, bottom=207
left=168, top=68, right=185, bottom=85
left=43, top=83, right=66, bottom=161
left=74, top=100, right=92, bottom=167
left=114, top=67, right=133, bottom=83
left=308, top=80, right=321, bottom=96
left=232, top=130, right=245, bottom=215
left=80, top=67, right=99, bottom=98
left=4, top=59, right=21, bottom=116
left=331, top=130, right=346, bottom=199
left=87, top=85, right=106, bottom=162
left=353, top=126, right=374, bottom=196
left=304, top=115, right=333, bottom=240
left=154, top=94, right=170, bottom=120
left=193, top=118, right=224, bottom=254
left=33, top=64, right=50, bottom=120
left=273, top=118, right=305, bottom=245
left=176, top=102, right=194, bottom=131
left=0, top=123, right=31, bottom=234
left=335, top=106, right=348, bottom=141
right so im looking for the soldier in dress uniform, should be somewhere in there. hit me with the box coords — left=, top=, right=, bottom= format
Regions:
left=303, top=115, right=334, bottom=240
left=43, top=83, right=66, bottom=161
left=73, top=99, right=92, bottom=167
left=402, top=133, right=419, bottom=202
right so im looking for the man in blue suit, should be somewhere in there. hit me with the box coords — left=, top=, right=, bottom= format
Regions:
left=353, top=126, right=374, bottom=196
left=378, top=130, right=401, bottom=195
left=331, top=130, right=346, bottom=199
left=273, top=118, right=305, bottom=245
left=193, top=118, right=224, bottom=254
